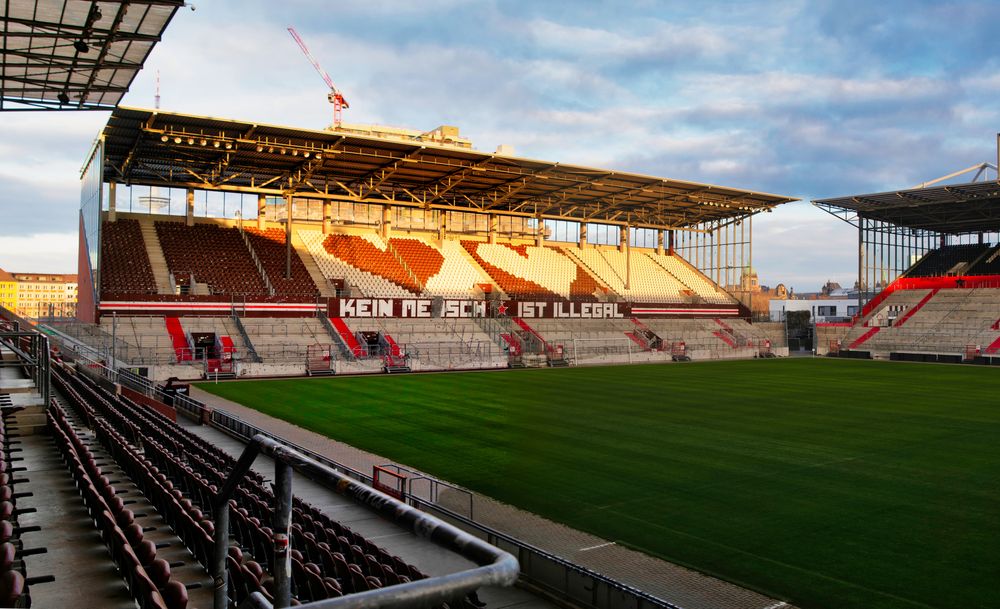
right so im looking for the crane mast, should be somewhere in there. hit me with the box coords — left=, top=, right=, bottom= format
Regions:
left=288, top=27, right=349, bottom=126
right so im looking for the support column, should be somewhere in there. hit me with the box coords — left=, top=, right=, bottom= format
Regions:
left=285, top=193, right=293, bottom=280
left=273, top=462, right=293, bottom=608
left=535, top=217, right=544, bottom=247
left=656, top=229, right=664, bottom=255
left=186, top=189, right=195, bottom=227
left=257, top=194, right=266, bottom=231
left=619, top=225, right=628, bottom=253
left=488, top=214, right=497, bottom=244
left=579, top=223, right=587, bottom=249
left=623, top=225, right=631, bottom=290
left=323, top=200, right=332, bottom=234
left=438, top=211, right=447, bottom=241
left=381, top=205, right=391, bottom=239
left=108, top=181, right=117, bottom=222
left=858, top=219, right=865, bottom=311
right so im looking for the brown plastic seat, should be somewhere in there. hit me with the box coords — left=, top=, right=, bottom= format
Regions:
left=0, top=570, right=24, bottom=607
left=163, top=580, right=189, bottom=609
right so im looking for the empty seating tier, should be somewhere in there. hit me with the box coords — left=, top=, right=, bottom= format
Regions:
left=300, top=231, right=413, bottom=298
left=243, top=228, right=319, bottom=298
left=967, top=245, right=1000, bottom=276
left=571, top=247, right=686, bottom=303
left=101, top=219, right=158, bottom=297
left=50, top=362, right=430, bottom=606
left=324, top=234, right=425, bottom=295
left=155, top=221, right=267, bottom=297
left=646, top=252, right=735, bottom=305
left=906, top=244, right=990, bottom=277
left=462, top=242, right=598, bottom=300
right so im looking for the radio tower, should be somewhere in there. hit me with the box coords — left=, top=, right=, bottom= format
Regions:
left=288, top=27, right=349, bottom=127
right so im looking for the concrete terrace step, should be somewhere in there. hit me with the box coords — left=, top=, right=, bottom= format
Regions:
left=137, top=218, right=174, bottom=295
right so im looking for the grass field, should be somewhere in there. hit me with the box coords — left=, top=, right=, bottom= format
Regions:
left=197, top=359, right=1000, bottom=609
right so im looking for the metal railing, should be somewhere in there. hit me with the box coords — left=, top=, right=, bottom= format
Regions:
left=0, top=306, right=51, bottom=404
left=214, top=435, right=519, bottom=609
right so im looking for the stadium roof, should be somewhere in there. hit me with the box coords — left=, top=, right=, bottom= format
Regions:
left=814, top=180, right=1000, bottom=234
left=98, top=107, right=796, bottom=230
left=1, top=0, right=184, bottom=111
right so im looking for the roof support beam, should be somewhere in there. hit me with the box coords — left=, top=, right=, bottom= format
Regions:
left=412, top=156, right=496, bottom=205
left=482, top=163, right=560, bottom=210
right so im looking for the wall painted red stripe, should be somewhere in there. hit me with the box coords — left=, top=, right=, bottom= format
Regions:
left=985, top=335, right=1000, bottom=355
left=713, top=330, right=737, bottom=348
left=849, top=326, right=880, bottom=349
left=330, top=317, right=364, bottom=355
left=164, top=316, right=191, bottom=361
left=893, top=289, right=939, bottom=328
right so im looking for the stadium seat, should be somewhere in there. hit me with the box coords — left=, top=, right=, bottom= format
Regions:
left=48, top=360, right=430, bottom=607
left=100, top=219, right=158, bottom=298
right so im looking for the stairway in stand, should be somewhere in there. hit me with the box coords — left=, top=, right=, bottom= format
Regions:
left=292, top=229, right=338, bottom=298
left=137, top=218, right=173, bottom=294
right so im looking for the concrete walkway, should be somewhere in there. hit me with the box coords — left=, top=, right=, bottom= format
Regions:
left=190, top=386, right=795, bottom=609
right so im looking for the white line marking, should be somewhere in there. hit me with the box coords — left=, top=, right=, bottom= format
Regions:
left=578, top=541, right=616, bottom=552
left=762, top=602, right=788, bottom=609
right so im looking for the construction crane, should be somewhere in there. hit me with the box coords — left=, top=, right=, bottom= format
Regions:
left=288, top=27, right=349, bottom=126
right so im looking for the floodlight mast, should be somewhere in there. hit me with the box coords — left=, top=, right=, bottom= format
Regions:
left=288, top=27, right=350, bottom=126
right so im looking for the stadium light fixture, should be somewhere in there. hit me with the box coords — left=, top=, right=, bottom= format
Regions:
left=256, top=144, right=264, bottom=152
left=280, top=148, right=287, bottom=155
left=187, top=138, right=194, bottom=145
left=213, top=141, right=220, bottom=148
left=57, top=91, right=70, bottom=104
left=173, top=136, right=182, bottom=144
left=200, top=139, right=207, bottom=146
left=315, top=153, right=322, bottom=160
left=225, top=142, right=233, bottom=150
left=74, top=40, right=90, bottom=54
left=291, top=149, right=298, bottom=156
left=268, top=146, right=274, bottom=153
left=303, top=151, right=310, bottom=158
left=160, top=135, right=168, bottom=143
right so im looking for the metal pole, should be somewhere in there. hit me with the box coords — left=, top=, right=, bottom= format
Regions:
left=273, top=462, right=293, bottom=608
left=212, top=500, right=230, bottom=609
left=111, top=312, right=117, bottom=368
left=625, top=225, right=631, bottom=290
left=42, top=335, right=50, bottom=405
left=858, top=218, right=865, bottom=312
left=285, top=195, right=293, bottom=280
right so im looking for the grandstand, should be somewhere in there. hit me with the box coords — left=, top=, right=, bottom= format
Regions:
left=54, top=107, right=795, bottom=380
left=814, top=176, right=1000, bottom=363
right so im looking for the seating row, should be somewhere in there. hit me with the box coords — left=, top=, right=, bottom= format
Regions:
left=156, top=222, right=267, bottom=297
left=0, top=410, right=31, bottom=607
left=101, top=219, right=158, bottom=296
left=243, top=228, right=319, bottom=297
left=48, top=401, right=190, bottom=609
left=50, top=362, right=436, bottom=607
left=907, top=244, right=990, bottom=277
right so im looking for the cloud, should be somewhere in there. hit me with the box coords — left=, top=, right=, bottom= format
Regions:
left=0, top=233, right=78, bottom=274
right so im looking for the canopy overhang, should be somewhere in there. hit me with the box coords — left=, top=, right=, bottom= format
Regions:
left=814, top=181, right=1000, bottom=234
left=98, top=107, right=797, bottom=230
left=1, top=0, right=184, bottom=111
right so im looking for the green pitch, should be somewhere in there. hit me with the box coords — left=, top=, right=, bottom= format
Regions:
left=197, top=359, right=1000, bottom=609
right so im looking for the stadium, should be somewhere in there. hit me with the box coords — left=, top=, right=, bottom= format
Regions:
left=1, top=2, right=999, bottom=609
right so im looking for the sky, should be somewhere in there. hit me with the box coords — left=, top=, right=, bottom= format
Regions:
left=1, top=0, right=999, bottom=292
